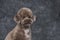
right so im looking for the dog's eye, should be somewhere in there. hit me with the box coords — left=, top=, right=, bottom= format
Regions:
left=28, top=16, right=31, bottom=18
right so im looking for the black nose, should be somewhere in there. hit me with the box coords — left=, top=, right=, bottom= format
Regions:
left=24, top=19, right=32, bottom=24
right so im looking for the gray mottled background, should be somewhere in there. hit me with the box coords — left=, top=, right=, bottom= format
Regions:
left=0, top=0, right=60, bottom=40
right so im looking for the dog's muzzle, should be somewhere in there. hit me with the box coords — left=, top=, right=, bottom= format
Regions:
left=21, top=18, right=33, bottom=25
left=24, top=19, right=32, bottom=24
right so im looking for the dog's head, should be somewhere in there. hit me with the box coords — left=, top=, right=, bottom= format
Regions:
left=14, top=7, right=36, bottom=26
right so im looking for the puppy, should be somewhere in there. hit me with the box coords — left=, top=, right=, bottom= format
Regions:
left=5, top=7, right=36, bottom=40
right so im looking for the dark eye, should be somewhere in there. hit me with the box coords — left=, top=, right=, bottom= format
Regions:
left=28, top=16, right=31, bottom=18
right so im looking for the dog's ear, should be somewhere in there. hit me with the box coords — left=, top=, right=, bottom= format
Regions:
left=14, top=14, right=21, bottom=24
left=33, top=15, right=36, bottom=22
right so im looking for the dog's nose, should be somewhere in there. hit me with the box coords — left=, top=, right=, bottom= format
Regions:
left=24, top=19, right=32, bottom=24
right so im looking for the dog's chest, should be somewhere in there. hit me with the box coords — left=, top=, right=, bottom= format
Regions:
left=24, top=29, right=30, bottom=39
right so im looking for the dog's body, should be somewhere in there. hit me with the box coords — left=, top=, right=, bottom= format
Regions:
left=5, top=7, right=36, bottom=40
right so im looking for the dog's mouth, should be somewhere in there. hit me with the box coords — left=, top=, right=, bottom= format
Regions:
left=21, top=19, right=33, bottom=26
left=22, top=21, right=32, bottom=27
left=25, top=21, right=32, bottom=23
left=25, top=22, right=31, bottom=24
